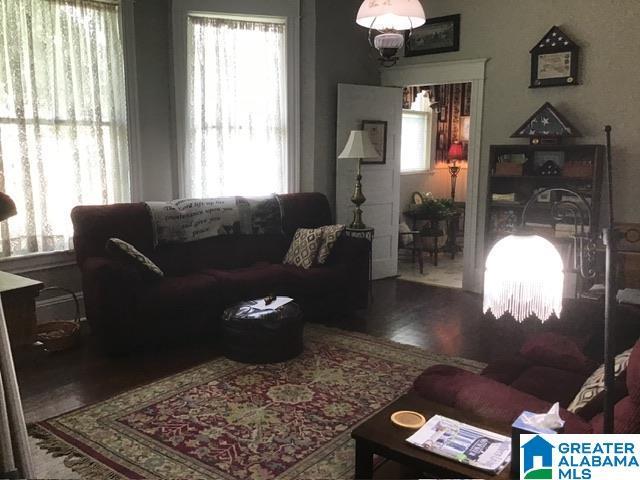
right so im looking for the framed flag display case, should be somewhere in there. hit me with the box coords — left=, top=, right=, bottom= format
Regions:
left=530, top=26, right=580, bottom=88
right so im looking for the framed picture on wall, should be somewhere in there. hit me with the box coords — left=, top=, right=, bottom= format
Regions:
left=361, top=120, right=387, bottom=165
left=404, top=14, right=461, bottom=57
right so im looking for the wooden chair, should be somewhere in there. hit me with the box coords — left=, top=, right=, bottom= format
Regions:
left=398, top=230, right=424, bottom=274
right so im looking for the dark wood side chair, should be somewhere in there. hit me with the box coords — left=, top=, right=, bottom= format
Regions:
left=398, top=230, right=425, bottom=274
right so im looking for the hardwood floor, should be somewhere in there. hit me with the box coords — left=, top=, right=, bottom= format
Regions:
left=14, top=278, right=597, bottom=424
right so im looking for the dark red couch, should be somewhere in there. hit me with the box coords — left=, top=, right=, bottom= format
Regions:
left=413, top=332, right=640, bottom=434
left=71, top=193, right=369, bottom=352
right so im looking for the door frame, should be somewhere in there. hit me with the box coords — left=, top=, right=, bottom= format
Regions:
left=380, top=58, right=488, bottom=293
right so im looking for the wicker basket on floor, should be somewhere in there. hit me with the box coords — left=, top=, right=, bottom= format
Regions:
left=36, top=286, right=81, bottom=352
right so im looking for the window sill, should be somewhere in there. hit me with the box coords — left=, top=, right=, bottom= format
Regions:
left=0, top=250, right=77, bottom=275
left=401, top=169, right=434, bottom=176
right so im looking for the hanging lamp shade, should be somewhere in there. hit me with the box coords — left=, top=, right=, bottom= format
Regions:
left=356, top=0, right=426, bottom=31
left=483, top=234, right=564, bottom=322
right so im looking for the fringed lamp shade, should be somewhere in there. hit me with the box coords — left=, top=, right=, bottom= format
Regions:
left=483, top=235, right=564, bottom=322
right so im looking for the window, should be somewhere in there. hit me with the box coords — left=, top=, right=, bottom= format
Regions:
left=401, top=110, right=432, bottom=173
left=0, top=0, right=131, bottom=257
left=185, top=15, right=288, bottom=197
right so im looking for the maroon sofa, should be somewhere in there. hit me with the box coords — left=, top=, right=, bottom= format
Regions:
left=71, top=193, right=369, bottom=352
left=413, top=332, right=640, bottom=434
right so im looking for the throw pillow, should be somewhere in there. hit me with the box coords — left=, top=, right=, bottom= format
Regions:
left=316, top=225, right=345, bottom=264
left=105, top=238, right=164, bottom=279
left=520, top=332, right=593, bottom=373
left=283, top=228, right=323, bottom=269
left=567, top=348, right=633, bottom=414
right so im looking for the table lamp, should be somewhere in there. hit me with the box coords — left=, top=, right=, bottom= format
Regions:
left=447, top=141, right=464, bottom=201
left=338, top=130, right=379, bottom=229
left=0, top=192, right=34, bottom=478
left=483, top=126, right=617, bottom=434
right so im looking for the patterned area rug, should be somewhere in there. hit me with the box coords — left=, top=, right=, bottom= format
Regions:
left=31, top=325, right=484, bottom=479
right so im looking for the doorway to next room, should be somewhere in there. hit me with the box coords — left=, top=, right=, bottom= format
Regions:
left=398, top=82, right=472, bottom=289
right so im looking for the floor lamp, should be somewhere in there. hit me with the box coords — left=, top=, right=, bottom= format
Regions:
left=447, top=142, right=464, bottom=202
left=483, top=126, right=617, bottom=434
left=0, top=192, right=34, bottom=478
left=338, top=130, right=379, bottom=230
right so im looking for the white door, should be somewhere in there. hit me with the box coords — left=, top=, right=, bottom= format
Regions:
left=336, top=84, right=403, bottom=280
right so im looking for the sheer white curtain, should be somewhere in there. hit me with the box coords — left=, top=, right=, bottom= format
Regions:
left=186, top=15, right=288, bottom=198
left=0, top=0, right=130, bottom=256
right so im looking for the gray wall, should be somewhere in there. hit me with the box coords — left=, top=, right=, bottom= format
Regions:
left=396, top=0, right=640, bottom=223
left=313, top=0, right=381, bottom=213
left=134, top=0, right=177, bottom=201
left=299, top=0, right=317, bottom=192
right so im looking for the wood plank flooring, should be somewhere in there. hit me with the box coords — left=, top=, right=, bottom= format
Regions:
left=14, top=278, right=596, bottom=425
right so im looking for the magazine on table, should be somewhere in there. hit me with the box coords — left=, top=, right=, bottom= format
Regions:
left=406, top=415, right=511, bottom=474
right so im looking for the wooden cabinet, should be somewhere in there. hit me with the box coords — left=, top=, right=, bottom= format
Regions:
left=0, top=271, right=44, bottom=348
left=485, top=144, right=604, bottom=254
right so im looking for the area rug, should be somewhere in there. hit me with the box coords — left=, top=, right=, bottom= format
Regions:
left=30, top=325, right=485, bottom=480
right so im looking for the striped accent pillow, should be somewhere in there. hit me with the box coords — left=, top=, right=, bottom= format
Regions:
left=567, top=348, right=632, bottom=413
left=106, top=238, right=164, bottom=279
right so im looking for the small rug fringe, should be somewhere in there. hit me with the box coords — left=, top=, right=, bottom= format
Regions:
left=29, top=424, right=123, bottom=480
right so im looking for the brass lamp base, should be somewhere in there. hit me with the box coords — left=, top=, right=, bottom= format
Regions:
left=350, top=207, right=366, bottom=230
left=449, top=162, right=461, bottom=201
left=350, top=164, right=367, bottom=230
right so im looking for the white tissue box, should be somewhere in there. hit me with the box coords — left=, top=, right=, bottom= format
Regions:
left=512, top=411, right=563, bottom=435
left=511, top=411, right=563, bottom=475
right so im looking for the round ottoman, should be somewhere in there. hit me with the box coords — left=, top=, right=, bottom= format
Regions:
left=221, top=300, right=304, bottom=364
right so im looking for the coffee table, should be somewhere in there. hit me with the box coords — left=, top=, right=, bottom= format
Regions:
left=351, top=391, right=512, bottom=479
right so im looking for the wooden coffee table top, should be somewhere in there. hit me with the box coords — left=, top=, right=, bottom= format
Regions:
left=352, top=391, right=512, bottom=479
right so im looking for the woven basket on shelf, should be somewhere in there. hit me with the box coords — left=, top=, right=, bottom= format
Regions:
left=36, top=286, right=81, bottom=352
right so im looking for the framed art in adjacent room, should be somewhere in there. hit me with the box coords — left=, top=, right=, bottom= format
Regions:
left=361, top=120, right=387, bottom=165
left=404, top=14, right=460, bottom=57
left=530, top=26, right=580, bottom=88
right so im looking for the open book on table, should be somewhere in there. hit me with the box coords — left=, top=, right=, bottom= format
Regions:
left=406, top=415, right=511, bottom=474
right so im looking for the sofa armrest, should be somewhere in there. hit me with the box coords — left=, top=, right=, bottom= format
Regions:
left=413, top=365, right=593, bottom=434
left=327, top=235, right=370, bottom=309
left=80, top=256, right=144, bottom=353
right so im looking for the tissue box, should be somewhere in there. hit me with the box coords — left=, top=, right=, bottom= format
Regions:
left=511, top=412, right=563, bottom=475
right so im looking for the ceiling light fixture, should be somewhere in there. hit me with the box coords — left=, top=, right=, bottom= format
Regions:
left=356, top=0, right=426, bottom=67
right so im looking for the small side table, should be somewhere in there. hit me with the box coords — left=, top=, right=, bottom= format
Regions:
left=345, top=227, right=374, bottom=302
left=0, top=271, right=44, bottom=349
left=442, top=210, right=463, bottom=259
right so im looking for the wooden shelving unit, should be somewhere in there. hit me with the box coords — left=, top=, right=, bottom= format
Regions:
left=486, top=144, right=604, bottom=253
